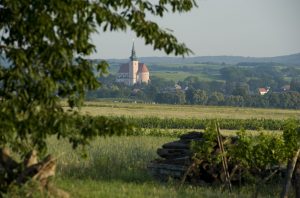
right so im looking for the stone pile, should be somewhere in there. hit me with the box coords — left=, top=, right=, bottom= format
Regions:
left=148, top=131, right=241, bottom=184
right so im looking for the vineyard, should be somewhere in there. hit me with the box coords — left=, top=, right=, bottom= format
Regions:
left=50, top=136, right=284, bottom=197
left=79, top=101, right=300, bottom=120
left=71, top=103, right=300, bottom=197
left=4, top=102, right=300, bottom=197
left=53, top=117, right=298, bottom=197
left=114, top=116, right=294, bottom=131
left=2, top=0, right=300, bottom=197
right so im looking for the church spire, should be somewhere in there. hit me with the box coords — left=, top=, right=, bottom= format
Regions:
left=130, top=41, right=138, bottom=61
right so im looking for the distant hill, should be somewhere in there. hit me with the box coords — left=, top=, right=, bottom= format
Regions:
left=95, top=53, right=300, bottom=66
left=2, top=53, right=300, bottom=67
left=136, top=53, right=300, bottom=66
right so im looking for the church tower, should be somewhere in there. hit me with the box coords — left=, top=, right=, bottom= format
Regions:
left=116, top=42, right=150, bottom=85
left=129, top=42, right=139, bottom=85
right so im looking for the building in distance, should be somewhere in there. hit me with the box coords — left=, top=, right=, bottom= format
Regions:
left=258, top=87, right=270, bottom=95
left=116, top=43, right=150, bottom=86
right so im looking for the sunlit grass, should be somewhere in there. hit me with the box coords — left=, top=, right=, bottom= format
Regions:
left=54, top=178, right=283, bottom=198
left=42, top=100, right=299, bottom=197
left=70, top=101, right=300, bottom=120
left=48, top=136, right=174, bottom=181
left=44, top=135, right=288, bottom=198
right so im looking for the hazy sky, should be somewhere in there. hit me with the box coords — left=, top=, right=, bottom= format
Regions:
left=90, top=0, right=300, bottom=59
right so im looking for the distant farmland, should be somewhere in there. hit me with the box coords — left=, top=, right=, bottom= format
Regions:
left=76, top=101, right=300, bottom=120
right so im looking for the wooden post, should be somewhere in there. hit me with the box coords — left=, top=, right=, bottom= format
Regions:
left=294, top=158, right=300, bottom=198
left=281, top=149, right=300, bottom=198
left=216, top=122, right=232, bottom=192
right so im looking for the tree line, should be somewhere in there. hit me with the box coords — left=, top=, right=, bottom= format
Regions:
left=86, top=71, right=300, bottom=109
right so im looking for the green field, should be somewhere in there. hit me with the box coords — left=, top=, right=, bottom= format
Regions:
left=109, top=62, right=224, bottom=82
left=151, top=71, right=198, bottom=81
left=16, top=102, right=298, bottom=197
left=151, top=71, right=218, bottom=82
left=78, top=101, right=300, bottom=120
left=47, top=136, right=283, bottom=198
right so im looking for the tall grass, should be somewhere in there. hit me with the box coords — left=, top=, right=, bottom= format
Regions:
left=48, top=136, right=174, bottom=182
left=44, top=136, right=285, bottom=198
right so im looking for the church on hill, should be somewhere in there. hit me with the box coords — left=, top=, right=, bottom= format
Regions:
left=116, top=43, right=150, bottom=86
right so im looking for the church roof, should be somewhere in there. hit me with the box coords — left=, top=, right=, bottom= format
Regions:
left=118, top=63, right=149, bottom=73
left=258, top=88, right=268, bottom=93
left=138, top=63, right=149, bottom=73
left=130, top=42, right=138, bottom=61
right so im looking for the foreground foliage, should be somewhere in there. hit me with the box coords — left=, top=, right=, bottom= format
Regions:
left=6, top=136, right=285, bottom=198
left=0, top=0, right=196, bottom=154
left=191, top=120, right=300, bottom=196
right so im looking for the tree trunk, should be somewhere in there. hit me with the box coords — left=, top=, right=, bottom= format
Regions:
left=281, top=149, right=300, bottom=198
left=0, top=148, right=69, bottom=198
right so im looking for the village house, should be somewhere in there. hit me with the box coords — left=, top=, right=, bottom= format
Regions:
left=116, top=43, right=150, bottom=86
left=258, top=87, right=270, bottom=95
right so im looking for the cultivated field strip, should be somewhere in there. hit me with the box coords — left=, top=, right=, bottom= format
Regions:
left=77, top=101, right=300, bottom=120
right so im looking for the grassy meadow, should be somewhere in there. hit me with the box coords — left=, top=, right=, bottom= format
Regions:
left=151, top=71, right=216, bottom=82
left=48, top=136, right=284, bottom=198
left=78, top=101, right=300, bottom=120
left=23, top=101, right=297, bottom=197
left=110, top=62, right=224, bottom=82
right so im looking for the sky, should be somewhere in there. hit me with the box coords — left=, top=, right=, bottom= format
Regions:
left=89, top=0, right=300, bottom=59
